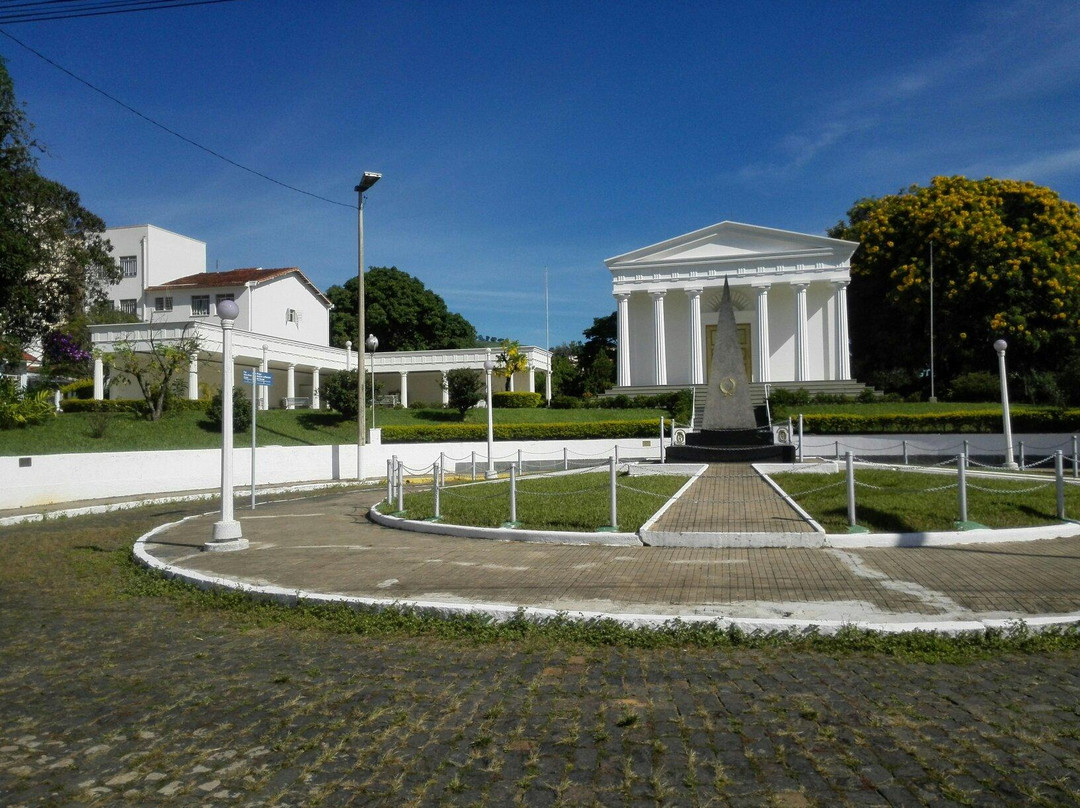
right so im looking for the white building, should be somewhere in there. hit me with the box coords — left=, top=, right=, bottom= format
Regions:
left=91, top=225, right=551, bottom=408
left=607, top=221, right=861, bottom=393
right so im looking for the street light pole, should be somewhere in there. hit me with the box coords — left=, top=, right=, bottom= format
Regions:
left=484, top=350, right=497, bottom=479
left=366, top=333, right=379, bottom=431
left=994, top=338, right=1019, bottom=470
left=355, top=172, right=381, bottom=481
left=206, top=298, right=247, bottom=551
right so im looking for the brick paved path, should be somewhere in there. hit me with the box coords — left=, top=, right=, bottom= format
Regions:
left=649, top=463, right=815, bottom=533
left=3, top=504, right=1080, bottom=806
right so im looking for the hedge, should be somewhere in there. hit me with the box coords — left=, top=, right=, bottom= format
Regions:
left=492, top=391, right=542, bottom=408
left=381, top=419, right=660, bottom=443
left=60, top=398, right=211, bottom=415
left=798, top=409, right=1080, bottom=434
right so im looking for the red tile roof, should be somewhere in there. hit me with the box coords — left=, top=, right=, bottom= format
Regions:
left=147, top=267, right=330, bottom=305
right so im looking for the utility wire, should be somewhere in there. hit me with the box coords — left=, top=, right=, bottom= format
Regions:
left=0, top=27, right=355, bottom=209
left=0, top=0, right=243, bottom=25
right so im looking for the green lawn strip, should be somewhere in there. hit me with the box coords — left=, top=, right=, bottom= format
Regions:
left=772, top=468, right=1080, bottom=533
left=5, top=497, right=1080, bottom=660
left=397, top=471, right=688, bottom=531
left=0, top=406, right=667, bottom=456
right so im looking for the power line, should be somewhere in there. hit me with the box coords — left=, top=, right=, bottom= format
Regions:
left=0, top=27, right=355, bottom=209
left=0, top=0, right=243, bottom=25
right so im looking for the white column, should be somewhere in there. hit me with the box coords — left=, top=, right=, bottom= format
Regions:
left=259, top=345, right=269, bottom=411
left=793, top=283, right=809, bottom=382
left=440, top=371, right=449, bottom=406
left=545, top=369, right=552, bottom=402
left=754, top=285, right=771, bottom=383
left=188, top=353, right=199, bottom=400
left=526, top=363, right=535, bottom=393
left=345, top=340, right=352, bottom=371
left=615, top=292, right=631, bottom=386
left=286, top=363, right=296, bottom=408
left=93, top=356, right=104, bottom=399
left=312, top=367, right=321, bottom=409
left=834, top=280, right=851, bottom=380
left=651, top=291, right=667, bottom=386
left=399, top=371, right=409, bottom=408
left=508, top=370, right=515, bottom=392
left=686, top=288, right=704, bottom=385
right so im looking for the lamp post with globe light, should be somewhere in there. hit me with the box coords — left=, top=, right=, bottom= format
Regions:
left=994, top=339, right=1019, bottom=470
left=484, top=351, right=497, bottom=479
left=366, top=333, right=378, bottom=430
left=205, top=298, right=247, bottom=551
left=355, top=171, right=381, bottom=481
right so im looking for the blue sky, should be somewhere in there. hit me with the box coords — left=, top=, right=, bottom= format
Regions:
left=3, top=0, right=1079, bottom=348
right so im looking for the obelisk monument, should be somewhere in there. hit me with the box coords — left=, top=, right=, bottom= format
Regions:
left=701, top=279, right=756, bottom=431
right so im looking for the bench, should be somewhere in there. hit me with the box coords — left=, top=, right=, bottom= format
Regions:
left=280, top=397, right=311, bottom=409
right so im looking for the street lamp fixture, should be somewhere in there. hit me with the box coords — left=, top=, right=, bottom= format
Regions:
left=484, top=351, right=497, bottom=479
left=355, top=171, right=381, bottom=481
left=994, top=339, right=1019, bottom=471
left=366, top=333, right=379, bottom=430
left=205, top=298, right=247, bottom=551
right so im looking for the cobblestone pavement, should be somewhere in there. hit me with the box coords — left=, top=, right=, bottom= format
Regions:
left=3, top=503, right=1080, bottom=806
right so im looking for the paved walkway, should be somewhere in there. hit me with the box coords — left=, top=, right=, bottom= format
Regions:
left=139, top=487, right=1080, bottom=629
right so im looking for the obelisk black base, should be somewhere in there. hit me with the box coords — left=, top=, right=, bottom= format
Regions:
left=667, top=428, right=795, bottom=463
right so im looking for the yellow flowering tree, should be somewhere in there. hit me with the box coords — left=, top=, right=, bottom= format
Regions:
left=495, top=339, right=528, bottom=391
left=828, top=176, right=1080, bottom=392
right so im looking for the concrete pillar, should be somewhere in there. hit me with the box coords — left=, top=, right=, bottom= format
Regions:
left=399, top=371, right=409, bottom=408
left=686, top=288, right=703, bottom=385
left=188, top=353, right=199, bottom=400
left=345, top=340, right=352, bottom=371
left=526, top=363, right=535, bottom=393
left=651, top=291, right=667, bottom=385
left=834, top=280, right=851, bottom=380
left=440, top=371, right=449, bottom=407
left=755, top=285, right=771, bottom=383
left=793, top=283, right=809, bottom=382
left=287, top=363, right=296, bottom=408
left=615, top=292, right=631, bottom=386
left=93, top=356, right=104, bottom=400
left=544, top=369, right=552, bottom=402
left=312, top=367, right=321, bottom=409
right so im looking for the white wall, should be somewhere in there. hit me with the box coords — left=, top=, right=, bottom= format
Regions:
left=104, top=225, right=206, bottom=319
left=249, top=275, right=331, bottom=347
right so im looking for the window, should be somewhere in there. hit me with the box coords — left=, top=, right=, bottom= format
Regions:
left=119, top=299, right=137, bottom=315
left=154, top=296, right=173, bottom=312
left=120, top=256, right=137, bottom=278
left=191, top=295, right=210, bottom=316
left=286, top=308, right=300, bottom=324
left=215, top=293, right=234, bottom=313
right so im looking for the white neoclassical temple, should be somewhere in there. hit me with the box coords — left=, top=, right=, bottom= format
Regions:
left=606, top=221, right=861, bottom=392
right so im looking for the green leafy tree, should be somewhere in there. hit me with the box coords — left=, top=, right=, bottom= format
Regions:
left=579, top=312, right=617, bottom=394
left=102, top=323, right=201, bottom=421
left=445, top=368, right=484, bottom=419
left=207, top=386, right=252, bottom=433
left=320, top=369, right=359, bottom=419
left=0, top=57, right=118, bottom=350
left=550, top=345, right=583, bottom=397
left=495, top=339, right=528, bottom=391
left=828, top=176, right=1080, bottom=390
left=326, top=267, right=477, bottom=351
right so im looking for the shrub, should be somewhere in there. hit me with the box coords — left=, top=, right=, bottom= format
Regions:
left=0, top=378, right=54, bottom=429
left=947, top=372, right=999, bottom=402
left=321, top=369, right=359, bottom=418
left=60, top=399, right=144, bottom=414
left=408, top=400, right=428, bottom=409
left=550, top=394, right=581, bottom=409
left=768, top=388, right=812, bottom=407
left=61, top=378, right=95, bottom=399
left=446, top=368, right=484, bottom=419
left=207, top=386, right=252, bottom=433
left=799, top=408, right=1080, bottom=434
left=492, top=391, right=542, bottom=408
left=381, top=419, right=659, bottom=443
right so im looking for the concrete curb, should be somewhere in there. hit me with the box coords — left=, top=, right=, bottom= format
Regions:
left=131, top=521, right=1080, bottom=636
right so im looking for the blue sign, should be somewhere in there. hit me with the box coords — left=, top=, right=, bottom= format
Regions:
left=242, top=370, right=273, bottom=386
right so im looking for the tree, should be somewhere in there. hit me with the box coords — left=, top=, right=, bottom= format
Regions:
left=445, top=368, right=483, bottom=419
left=207, top=386, right=252, bottom=433
left=549, top=344, right=584, bottom=397
left=326, top=267, right=477, bottom=351
left=829, top=176, right=1080, bottom=392
left=103, top=323, right=201, bottom=421
left=0, top=57, right=118, bottom=350
left=579, top=312, right=617, bottom=394
left=320, top=369, right=359, bottom=418
left=495, top=339, right=528, bottom=391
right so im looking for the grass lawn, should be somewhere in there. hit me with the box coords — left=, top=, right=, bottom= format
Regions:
left=772, top=467, right=1080, bottom=533
left=0, top=406, right=667, bottom=456
left=398, top=471, right=689, bottom=532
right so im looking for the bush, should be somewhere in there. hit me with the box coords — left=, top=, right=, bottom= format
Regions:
left=799, top=408, right=1080, bottom=434
left=947, top=372, right=999, bottom=402
left=0, top=378, right=54, bottom=429
left=61, top=378, right=95, bottom=399
left=381, top=419, right=659, bottom=443
left=58, top=398, right=144, bottom=414
left=446, top=368, right=484, bottom=419
left=321, top=369, right=359, bottom=418
left=492, top=391, right=542, bottom=408
left=207, top=386, right=252, bottom=433
left=768, top=388, right=812, bottom=407
left=550, top=394, right=582, bottom=409
left=408, top=400, right=428, bottom=409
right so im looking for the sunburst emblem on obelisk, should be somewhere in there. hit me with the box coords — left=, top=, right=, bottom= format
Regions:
left=701, top=279, right=756, bottom=431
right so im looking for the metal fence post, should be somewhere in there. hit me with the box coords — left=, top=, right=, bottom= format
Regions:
left=1019, top=441, right=1025, bottom=471
left=509, top=462, right=517, bottom=523
left=660, top=416, right=666, bottom=464
left=957, top=454, right=968, bottom=524
left=835, top=440, right=840, bottom=460
left=846, top=451, right=857, bottom=528
left=609, top=454, right=617, bottom=529
left=563, top=446, right=568, bottom=471
left=386, top=458, right=393, bottom=503
left=517, top=448, right=523, bottom=475
left=1073, top=435, right=1078, bottom=479
left=439, top=451, right=446, bottom=486
left=797, top=414, right=803, bottom=463
left=396, top=458, right=405, bottom=513
left=433, top=460, right=441, bottom=520
left=902, top=439, right=908, bottom=466
left=1056, top=450, right=1065, bottom=520
left=471, top=450, right=476, bottom=481
left=614, top=444, right=619, bottom=467
left=963, top=439, right=969, bottom=466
